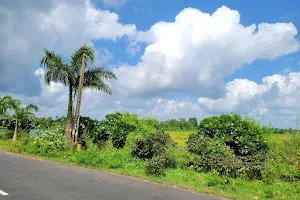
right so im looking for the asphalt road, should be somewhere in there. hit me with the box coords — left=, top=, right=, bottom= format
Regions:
left=0, top=151, right=226, bottom=200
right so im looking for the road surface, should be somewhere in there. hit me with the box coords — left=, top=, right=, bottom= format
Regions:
left=0, top=151, right=226, bottom=200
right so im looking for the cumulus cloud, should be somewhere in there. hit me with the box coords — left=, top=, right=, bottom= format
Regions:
left=115, top=6, right=299, bottom=98
left=151, top=99, right=203, bottom=120
left=198, top=72, right=300, bottom=125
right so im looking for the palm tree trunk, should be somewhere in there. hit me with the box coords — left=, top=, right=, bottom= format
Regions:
left=73, top=48, right=86, bottom=145
left=65, top=85, right=73, bottom=142
left=12, top=119, right=18, bottom=142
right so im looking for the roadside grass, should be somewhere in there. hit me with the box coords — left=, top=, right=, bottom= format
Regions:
left=0, top=132, right=300, bottom=200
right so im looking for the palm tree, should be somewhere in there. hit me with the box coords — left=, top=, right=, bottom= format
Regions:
left=8, top=101, right=39, bottom=142
left=40, top=45, right=117, bottom=143
left=0, top=95, right=17, bottom=128
left=0, top=95, right=15, bottom=115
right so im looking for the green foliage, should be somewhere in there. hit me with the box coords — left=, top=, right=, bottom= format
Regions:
left=187, top=117, right=270, bottom=179
left=77, top=116, right=98, bottom=147
left=0, top=130, right=14, bottom=140
left=1, top=131, right=300, bottom=200
left=2, top=109, right=300, bottom=200
left=0, top=95, right=39, bottom=133
left=264, top=134, right=300, bottom=182
left=90, top=121, right=110, bottom=146
left=198, top=114, right=269, bottom=156
left=145, top=156, right=166, bottom=176
left=158, top=117, right=197, bottom=131
left=145, top=154, right=177, bottom=176
left=74, top=141, right=103, bottom=167
left=132, top=131, right=172, bottom=159
left=33, top=117, right=55, bottom=130
left=103, top=112, right=136, bottom=148
left=35, top=130, right=65, bottom=151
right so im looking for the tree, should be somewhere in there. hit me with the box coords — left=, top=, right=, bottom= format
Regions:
left=0, top=95, right=14, bottom=127
left=0, top=95, right=14, bottom=115
left=41, top=45, right=117, bottom=143
left=188, top=117, right=198, bottom=129
left=6, top=100, right=39, bottom=142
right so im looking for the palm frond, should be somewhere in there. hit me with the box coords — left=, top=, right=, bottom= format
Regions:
left=41, top=49, right=70, bottom=86
left=41, top=49, right=64, bottom=69
left=85, top=79, right=113, bottom=95
left=70, top=45, right=95, bottom=73
left=0, top=95, right=15, bottom=114
left=25, top=104, right=39, bottom=112
left=73, top=67, right=116, bottom=95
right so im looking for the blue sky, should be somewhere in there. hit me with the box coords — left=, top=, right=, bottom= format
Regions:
left=0, top=0, right=300, bottom=128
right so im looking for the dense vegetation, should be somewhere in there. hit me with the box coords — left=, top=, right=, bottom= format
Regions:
left=0, top=99, right=299, bottom=199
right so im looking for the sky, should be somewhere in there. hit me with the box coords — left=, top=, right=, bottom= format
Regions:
left=0, top=0, right=300, bottom=128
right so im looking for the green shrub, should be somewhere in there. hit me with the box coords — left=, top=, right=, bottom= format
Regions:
left=101, top=112, right=136, bottom=149
left=145, top=157, right=166, bottom=176
left=132, top=131, right=172, bottom=159
left=187, top=134, right=212, bottom=156
left=160, top=154, right=177, bottom=168
left=187, top=126, right=268, bottom=179
left=145, top=153, right=177, bottom=176
left=264, top=134, right=300, bottom=182
left=198, top=114, right=269, bottom=156
left=0, top=130, right=14, bottom=140
left=75, top=141, right=103, bottom=167
left=167, top=147, right=194, bottom=168
left=35, top=130, right=65, bottom=151
left=91, top=122, right=110, bottom=144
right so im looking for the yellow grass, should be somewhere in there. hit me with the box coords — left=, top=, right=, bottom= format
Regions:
left=166, top=131, right=196, bottom=145
left=167, top=131, right=293, bottom=146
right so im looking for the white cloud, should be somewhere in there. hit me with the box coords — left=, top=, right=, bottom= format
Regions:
left=151, top=99, right=203, bottom=120
left=115, top=6, right=299, bottom=98
left=126, top=41, right=141, bottom=56
left=198, top=72, right=300, bottom=124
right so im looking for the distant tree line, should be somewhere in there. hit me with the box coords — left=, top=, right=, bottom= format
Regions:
left=272, top=127, right=300, bottom=134
left=158, top=117, right=198, bottom=131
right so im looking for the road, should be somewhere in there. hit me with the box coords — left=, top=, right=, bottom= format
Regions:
left=0, top=151, right=226, bottom=200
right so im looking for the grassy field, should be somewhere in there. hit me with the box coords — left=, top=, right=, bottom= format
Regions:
left=166, top=131, right=196, bottom=145
left=0, top=131, right=299, bottom=200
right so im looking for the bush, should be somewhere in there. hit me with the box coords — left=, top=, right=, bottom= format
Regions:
left=102, top=112, right=136, bottom=148
left=167, top=147, right=194, bottom=168
left=187, top=126, right=268, bottom=179
left=132, top=131, right=172, bottom=159
left=89, top=122, right=110, bottom=147
left=198, top=114, right=269, bottom=156
left=160, top=154, right=177, bottom=168
left=0, top=130, right=14, bottom=140
left=35, top=130, right=65, bottom=151
left=187, top=134, right=212, bottom=156
left=145, top=157, right=165, bottom=176
left=145, top=154, right=177, bottom=176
